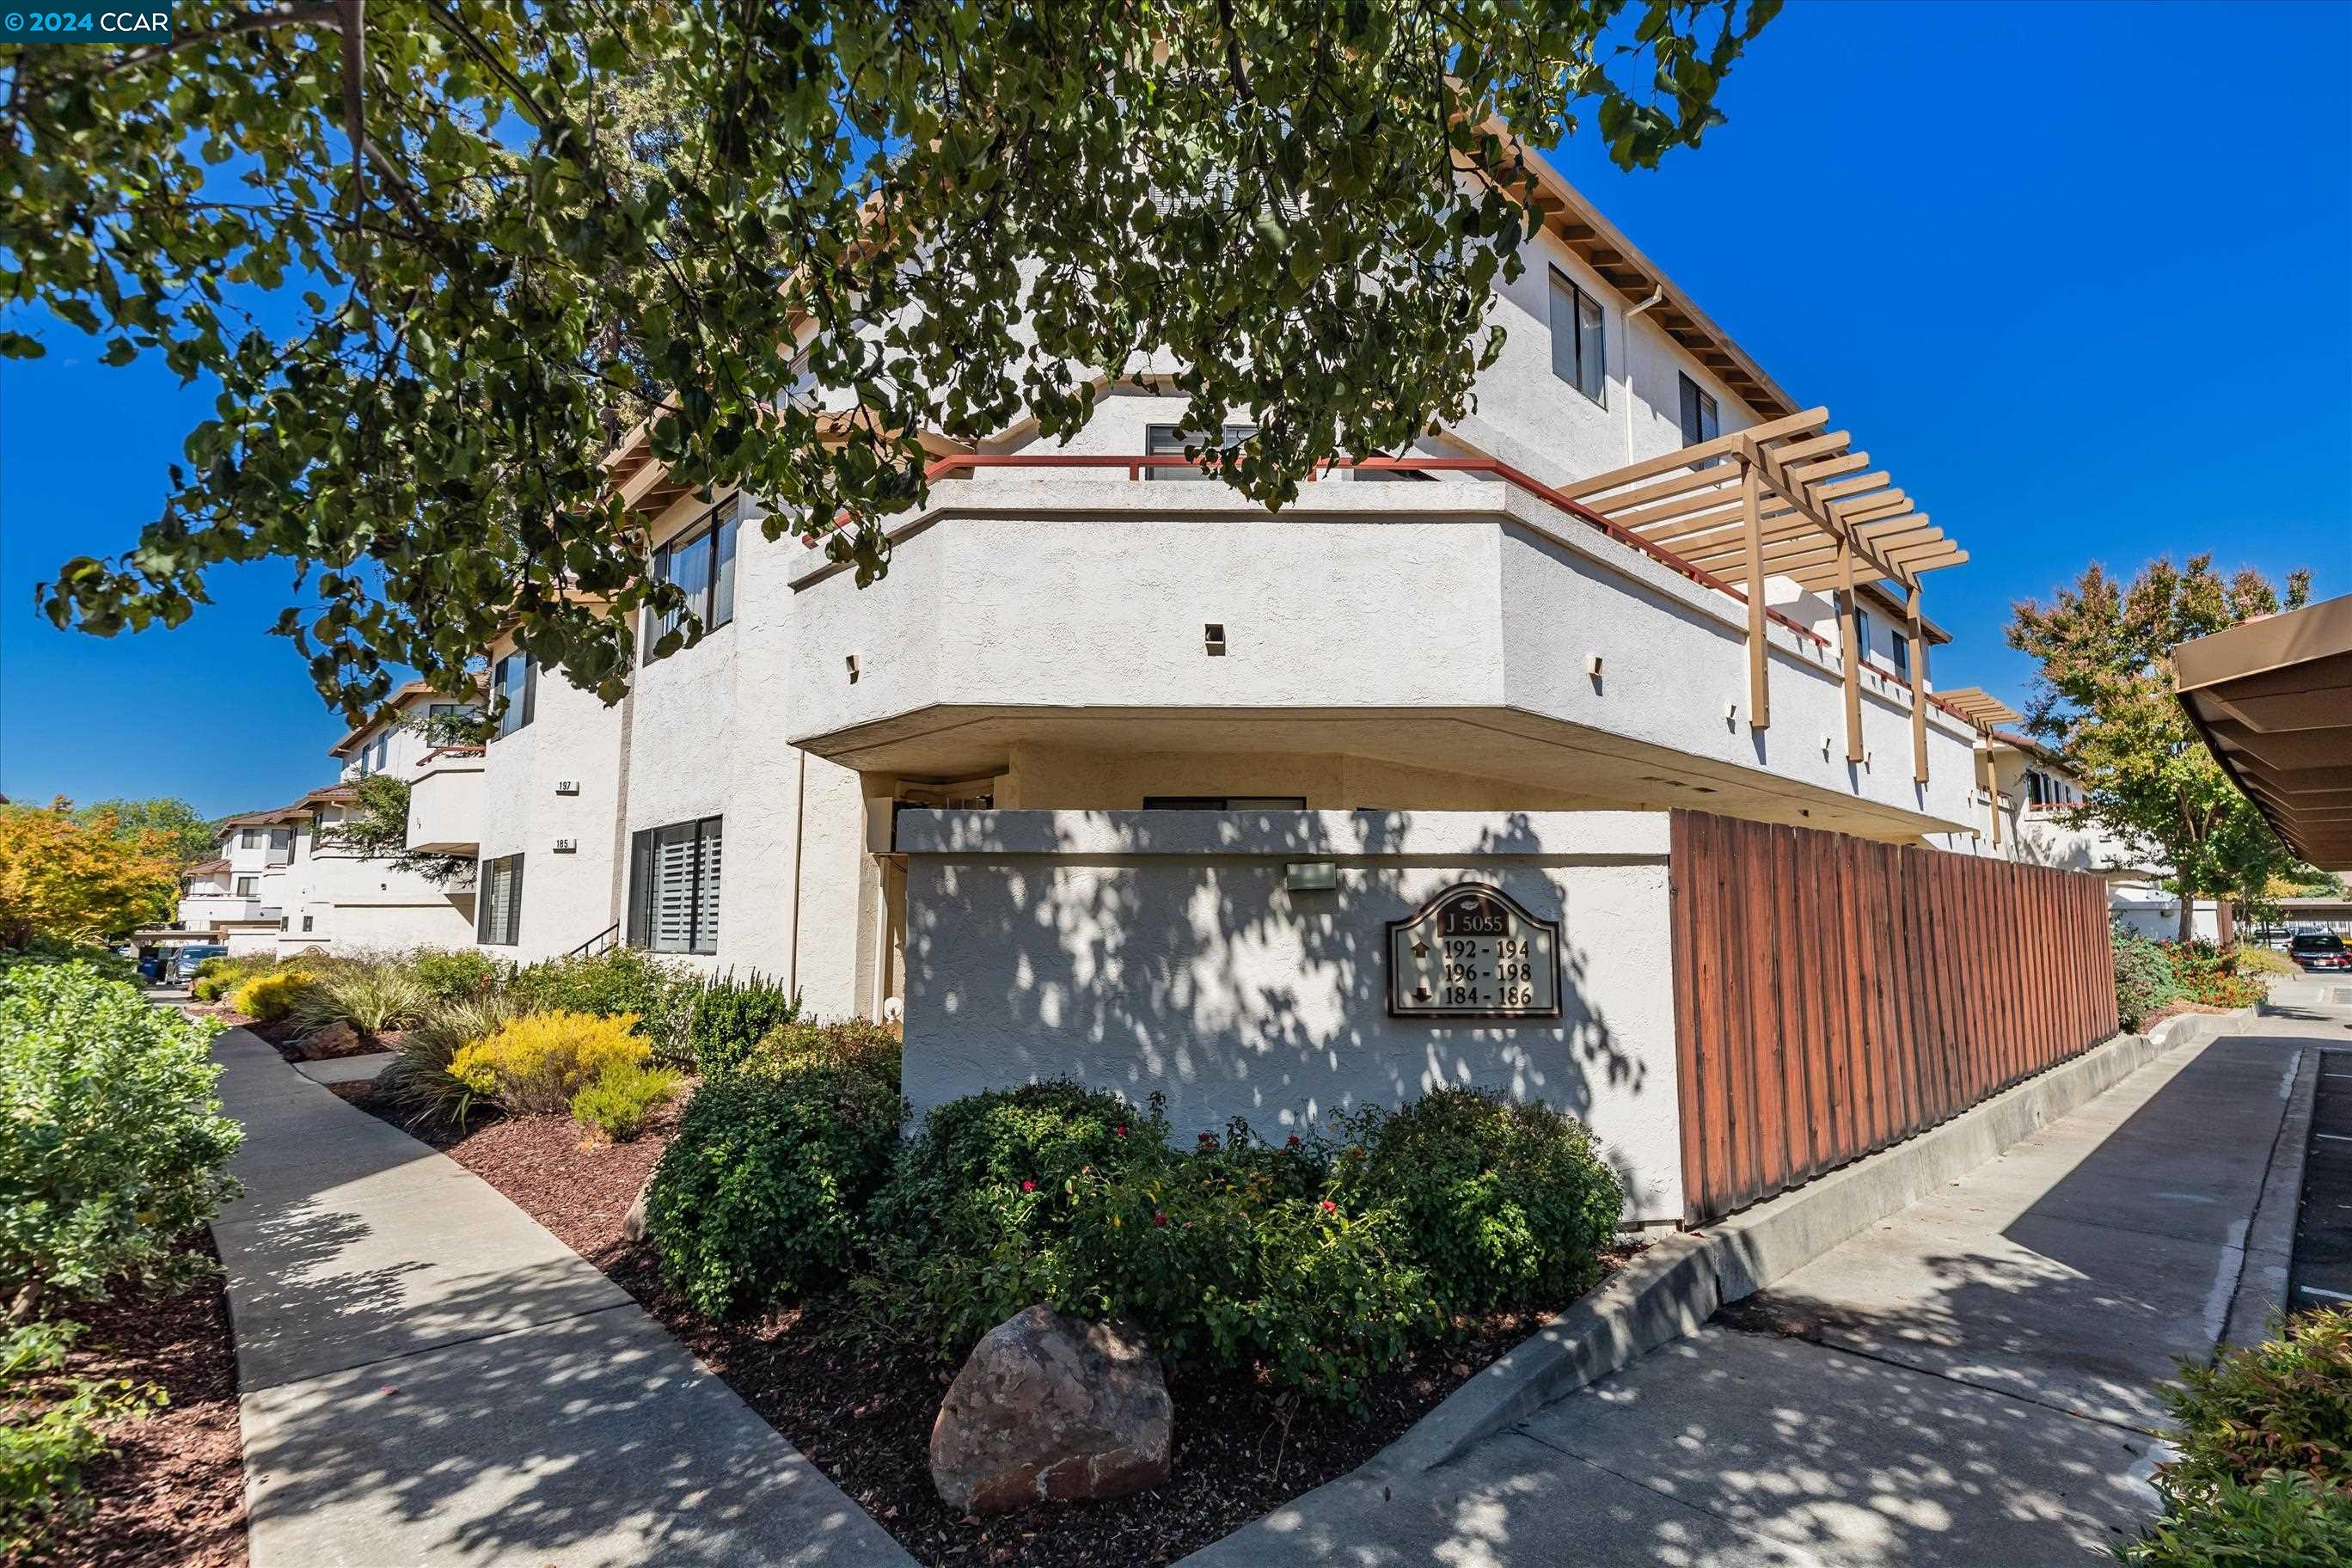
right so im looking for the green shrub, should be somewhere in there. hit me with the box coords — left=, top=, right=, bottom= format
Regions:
left=407, top=947, right=505, bottom=1001
left=2164, top=1308, right=2352, bottom=1500
left=570, top=1060, right=684, bottom=1142
left=686, top=974, right=803, bottom=1075
left=866, top=1094, right=1442, bottom=1406
left=285, top=959, right=431, bottom=1037
left=2116, top=1309, right=2352, bottom=1565
left=646, top=1063, right=906, bottom=1317
left=0, top=940, right=138, bottom=984
left=0, top=965, right=241, bottom=1316
left=229, top=969, right=315, bottom=1022
left=378, top=994, right=518, bottom=1126
left=188, top=972, right=231, bottom=1002
left=2162, top=940, right=2268, bottom=1009
left=2233, top=944, right=2299, bottom=978
left=450, top=1011, right=648, bottom=1116
left=2113, top=923, right=2180, bottom=1031
left=0, top=1320, right=158, bottom=1554
left=1332, top=1088, right=1622, bottom=1315
left=506, top=947, right=683, bottom=1024
left=737, top=1016, right=901, bottom=1087
left=2113, top=1473, right=2352, bottom=1566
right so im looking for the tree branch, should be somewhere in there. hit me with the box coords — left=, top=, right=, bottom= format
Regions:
left=100, top=1, right=340, bottom=77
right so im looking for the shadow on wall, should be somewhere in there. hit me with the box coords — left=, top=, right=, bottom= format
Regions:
left=901, top=809, right=1676, bottom=1217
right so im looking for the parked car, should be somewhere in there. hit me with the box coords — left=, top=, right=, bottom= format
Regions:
left=171, top=945, right=230, bottom=983
left=2288, top=932, right=2350, bottom=972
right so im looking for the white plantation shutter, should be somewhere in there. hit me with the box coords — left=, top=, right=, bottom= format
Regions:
left=693, top=821, right=722, bottom=953
left=652, top=823, right=697, bottom=952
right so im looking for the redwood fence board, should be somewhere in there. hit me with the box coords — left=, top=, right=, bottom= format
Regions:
left=1668, top=809, right=2121, bottom=1227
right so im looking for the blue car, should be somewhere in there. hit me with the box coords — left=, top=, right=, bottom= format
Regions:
left=171, top=945, right=230, bottom=983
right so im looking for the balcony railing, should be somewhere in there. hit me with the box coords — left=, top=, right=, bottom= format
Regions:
left=919, top=408, right=1983, bottom=782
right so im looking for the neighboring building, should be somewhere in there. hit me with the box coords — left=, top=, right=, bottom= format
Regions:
left=168, top=687, right=481, bottom=955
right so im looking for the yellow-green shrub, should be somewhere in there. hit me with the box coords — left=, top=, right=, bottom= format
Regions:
left=230, top=970, right=315, bottom=1022
left=569, top=1060, right=684, bottom=1142
left=450, top=1011, right=647, bottom=1115
left=2233, top=944, right=2298, bottom=978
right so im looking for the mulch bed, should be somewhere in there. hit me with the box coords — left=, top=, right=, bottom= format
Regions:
left=189, top=1005, right=384, bottom=1063
left=4, top=1235, right=248, bottom=1568
left=334, top=1079, right=1628, bottom=1567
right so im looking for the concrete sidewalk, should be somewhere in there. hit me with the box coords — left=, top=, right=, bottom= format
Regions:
left=207, top=1025, right=914, bottom=1568
left=1185, top=1003, right=2332, bottom=1568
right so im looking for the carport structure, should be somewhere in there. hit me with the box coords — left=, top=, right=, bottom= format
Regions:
left=2175, top=592, right=2352, bottom=870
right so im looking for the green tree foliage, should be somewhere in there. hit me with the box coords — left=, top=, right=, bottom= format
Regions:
left=315, top=774, right=475, bottom=884
left=9, top=0, right=1778, bottom=720
left=69, top=798, right=215, bottom=866
left=2006, top=555, right=2314, bottom=942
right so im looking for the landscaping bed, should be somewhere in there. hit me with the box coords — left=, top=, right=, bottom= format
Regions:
left=4, top=1236, right=248, bottom=1568
left=333, top=1078, right=1631, bottom=1567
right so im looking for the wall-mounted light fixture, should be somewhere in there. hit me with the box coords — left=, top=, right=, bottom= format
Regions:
left=845, top=652, right=861, bottom=683
left=1204, top=623, right=1228, bottom=657
left=1283, top=861, right=1337, bottom=892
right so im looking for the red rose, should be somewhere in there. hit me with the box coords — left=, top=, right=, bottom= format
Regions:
left=1020, top=1179, right=1036, bottom=1193
left=1114, top=1125, right=1127, bottom=1138
left=1152, top=1211, right=1168, bottom=1227
left=1197, top=1132, right=1216, bottom=1146
left=1285, top=1135, right=1302, bottom=1148
left=1320, top=1199, right=1338, bottom=1215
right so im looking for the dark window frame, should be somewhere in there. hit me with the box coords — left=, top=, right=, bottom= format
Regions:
left=627, top=815, right=723, bottom=955
left=1891, top=629, right=1912, bottom=683
left=476, top=853, right=525, bottom=946
left=491, top=650, right=536, bottom=738
left=642, top=499, right=740, bottom=661
left=1548, top=269, right=1608, bottom=407
left=234, top=875, right=257, bottom=897
left=1678, top=372, right=1721, bottom=453
left=1142, top=423, right=1259, bottom=480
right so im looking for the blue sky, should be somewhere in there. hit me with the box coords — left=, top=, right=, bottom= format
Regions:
left=3, top=0, right=2348, bottom=818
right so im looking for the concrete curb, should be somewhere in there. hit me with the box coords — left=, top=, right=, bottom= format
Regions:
left=2222, top=1043, right=2318, bottom=1351
left=1383, top=1024, right=2190, bottom=1475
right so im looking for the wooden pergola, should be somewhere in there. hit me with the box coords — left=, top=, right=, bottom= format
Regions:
left=1938, top=688, right=2026, bottom=847
left=1564, top=408, right=1969, bottom=783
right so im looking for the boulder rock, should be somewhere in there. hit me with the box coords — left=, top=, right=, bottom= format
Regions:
left=298, top=1020, right=363, bottom=1060
left=929, top=1304, right=1172, bottom=1513
left=621, top=1173, right=655, bottom=1242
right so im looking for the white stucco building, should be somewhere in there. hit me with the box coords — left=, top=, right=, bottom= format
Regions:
left=444, top=147, right=2082, bottom=1222
left=170, top=685, right=481, bottom=956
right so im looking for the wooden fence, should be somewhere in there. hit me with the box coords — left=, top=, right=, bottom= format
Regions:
left=1669, top=809, right=2119, bottom=1227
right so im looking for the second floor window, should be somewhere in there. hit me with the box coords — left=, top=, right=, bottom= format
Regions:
left=1549, top=271, right=1606, bottom=406
left=1891, top=630, right=1912, bottom=682
left=1144, top=423, right=1259, bottom=480
left=235, top=875, right=257, bottom=897
left=1851, top=606, right=1873, bottom=663
left=628, top=816, right=722, bottom=954
left=1679, top=373, right=1720, bottom=451
left=239, top=827, right=260, bottom=849
left=491, top=650, right=536, bottom=738
left=267, top=828, right=292, bottom=867
left=477, top=853, right=524, bottom=946
left=645, top=500, right=739, bottom=658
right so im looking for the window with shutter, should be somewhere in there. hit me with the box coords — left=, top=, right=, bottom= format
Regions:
left=629, top=816, right=722, bottom=954
left=476, top=853, right=524, bottom=945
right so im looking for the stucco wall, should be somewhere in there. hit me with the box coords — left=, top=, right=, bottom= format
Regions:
left=474, top=648, right=627, bottom=959
left=897, top=808, right=1685, bottom=1223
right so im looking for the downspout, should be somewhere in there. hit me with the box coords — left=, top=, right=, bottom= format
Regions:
left=787, top=747, right=806, bottom=997
left=607, top=663, right=637, bottom=939
left=1622, top=285, right=1666, bottom=463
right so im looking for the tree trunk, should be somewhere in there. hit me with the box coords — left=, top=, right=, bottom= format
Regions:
left=2177, top=894, right=2195, bottom=944
left=2216, top=901, right=2235, bottom=948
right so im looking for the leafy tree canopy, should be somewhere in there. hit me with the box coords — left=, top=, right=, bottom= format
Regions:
left=316, top=773, right=475, bottom=884
left=70, top=797, right=217, bottom=865
left=2007, top=554, right=2316, bottom=940
left=0, top=801, right=181, bottom=946
left=7, top=0, right=1779, bottom=721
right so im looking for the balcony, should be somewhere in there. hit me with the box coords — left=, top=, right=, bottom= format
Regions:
left=407, top=747, right=485, bottom=854
left=787, top=420, right=1985, bottom=842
